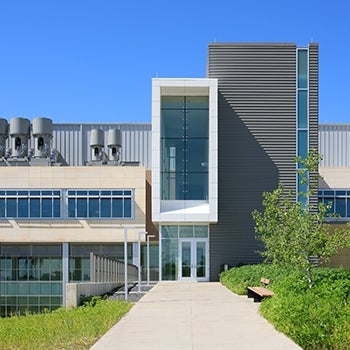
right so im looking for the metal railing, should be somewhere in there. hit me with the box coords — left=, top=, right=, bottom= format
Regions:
left=89, top=252, right=138, bottom=283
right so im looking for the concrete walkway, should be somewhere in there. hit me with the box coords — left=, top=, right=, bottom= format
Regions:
left=90, top=282, right=301, bottom=350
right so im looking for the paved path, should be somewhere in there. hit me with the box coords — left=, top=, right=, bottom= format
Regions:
left=90, top=282, right=301, bottom=350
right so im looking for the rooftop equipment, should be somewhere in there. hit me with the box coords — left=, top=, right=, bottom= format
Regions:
left=9, top=117, right=30, bottom=158
left=107, top=128, right=121, bottom=163
left=90, top=129, right=105, bottom=162
left=0, top=118, right=8, bottom=158
left=32, top=117, right=53, bottom=158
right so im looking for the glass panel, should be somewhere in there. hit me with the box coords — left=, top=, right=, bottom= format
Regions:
left=42, top=198, right=52, bottom=217
left=196, top=242, right=206, bottom=278
left=30, top=198, right=40, bottom=218
left=68, top=198, right=75, bottom=217
left=347, top=199, right=350, bottom=217
left=18, top=198, right=29, bottom=218
left=179, top=226, right=193, bottom=238
left=185, top=96, right=209, bottom=110
left=0, top=198, right=5, bottom=217
left=77, top=198, right=87, bottom=217
left=161, top=109, right=184, bottom=138
left=124, top=198, right=132, bottom=218
left=324, top=190, right=334, bottom=196
left=53, top=199, right=60, bottom=218
left=324, top=198, right=334, bottom=216
left=161, top=172, right=185, bottom=200
left=89, top=198, right=99, bottom=217
left=161, top=239, right=178, bottom=280
left=335, top=191, right=346, bottom=195
left=162, top=226, right=178, bottom=238
left=186, top=109, right=208, bottom=138
left=112, top=198, right=122, bottom=217
left=186, top=139, right=208, bottom=172
left=161, top=96, right=185, bottom=109
left=7, top=198, right=17, bottom=217
left=298, top=90, right=308, bottom=128
left=161, top=139, right=185, bottom=173
left=194, top=226, right=208, bottom=238
left=298, top=50, right=308, bottom=89
left=101, top=198, right=111, bottom=217
left=297, top=130, right=308, bottom=162
left=335, top=198, right=346, bottom=217
left=186, top=173, right=208, bottom=200
left=181, top=242, right=191, bottom=278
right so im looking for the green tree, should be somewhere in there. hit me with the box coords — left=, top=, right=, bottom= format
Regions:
left=252, top=149, right=350, bottom=287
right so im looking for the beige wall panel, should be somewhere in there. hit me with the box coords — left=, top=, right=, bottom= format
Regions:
left=0, top=166, right=146, bottom=243
left=319, top=167, right=350, bottom=189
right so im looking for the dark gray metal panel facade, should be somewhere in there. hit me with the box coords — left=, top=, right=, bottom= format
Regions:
left=207, top=43, right=319, bottom=280
left=319, top=124, right=350, bottom=167
left=52, top=123, right=151, bottom=168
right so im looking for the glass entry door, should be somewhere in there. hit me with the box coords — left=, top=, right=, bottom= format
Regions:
left=179, top=239, right=208, bottom=281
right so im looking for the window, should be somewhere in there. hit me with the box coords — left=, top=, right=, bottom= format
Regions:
left=0, top=190, right=61, bottom=219
left=318, top=189, right=350, bottom=219
left=296, top=48, right=309, bottom=205
left=161, top=96, right=209, bottom=200
left=67, top=190, right=133, bottom=219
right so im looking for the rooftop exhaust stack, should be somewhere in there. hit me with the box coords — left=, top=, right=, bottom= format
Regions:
left=0, top=118, right=8, bottom=158
left=90, top=129, right=104, bottom=162
left=32, top=117, right=53, bottom=158
left=107, top=128, right=121, bottom=163
left=9, top=117, right=30, bottom=158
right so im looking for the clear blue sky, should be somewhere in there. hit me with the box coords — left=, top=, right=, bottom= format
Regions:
left=0, top=0, right=349, bottom=124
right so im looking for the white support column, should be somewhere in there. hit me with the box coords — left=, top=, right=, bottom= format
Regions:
left=62, top=243, right=69, bottom=307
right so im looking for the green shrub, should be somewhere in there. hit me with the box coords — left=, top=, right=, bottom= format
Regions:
left=0, top=299, right=132, bottom=350
left=221, top=264, right=350, bottom=350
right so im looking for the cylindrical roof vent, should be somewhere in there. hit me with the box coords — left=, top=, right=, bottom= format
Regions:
left=90, top=129, right=104, bottom=147
left=90, top=129, right=104, bottom=162
left=10, top=117, right=30, bottom=136
left=107, top=128, right=121, bottom=148
left=32, top=117, right=53, bottom=158
left=32, top=117, right=53, bottom=136
left=107, top=129, right=121, bottom=162
left=0, top=118, right=8, bottom=157
left=9, top=117, right=30, bottom=158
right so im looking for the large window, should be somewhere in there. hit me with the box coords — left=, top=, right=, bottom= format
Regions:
left=0, top=190, right=61, bottom=218
left=296, top=49, right=309, bottom=205
left=67, top=190, right=133, bottom=219
left=318, top=190, right=350, bottom=219
left=0, top=244, right=62, bottom=316
left=161, top=96, right=209, bottom=200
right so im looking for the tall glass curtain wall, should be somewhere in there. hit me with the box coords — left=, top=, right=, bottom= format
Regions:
left=161, top=96, right=209, bottom=200
left=0, top=244, right=62, bottom=317
left=297, top=49, right=309, bottom=205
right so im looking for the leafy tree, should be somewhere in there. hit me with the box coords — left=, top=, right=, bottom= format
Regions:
left=252, top=149, right=350, bottom=287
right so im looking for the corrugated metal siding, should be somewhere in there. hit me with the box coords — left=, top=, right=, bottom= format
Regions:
left=207, top=43, right=318, bottom=280
left=319, top=124, right=350, bottom=167
left=51, top=123, right=151, bottom=168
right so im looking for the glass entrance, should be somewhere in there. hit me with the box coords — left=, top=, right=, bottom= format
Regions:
left=179, top=239, right=208, bottom=281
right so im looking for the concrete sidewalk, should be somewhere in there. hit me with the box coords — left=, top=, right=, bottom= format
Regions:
left=90, top=282, right=301, bottom=350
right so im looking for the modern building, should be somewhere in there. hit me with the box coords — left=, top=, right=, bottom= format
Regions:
left=2, top=41, right=348, bottom=316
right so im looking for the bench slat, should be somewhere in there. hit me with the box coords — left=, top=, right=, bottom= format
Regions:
left=247, top=277, right=274, bottom=302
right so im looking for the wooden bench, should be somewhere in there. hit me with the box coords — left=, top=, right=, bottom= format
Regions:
left=247, top=278, right=274, bottom=302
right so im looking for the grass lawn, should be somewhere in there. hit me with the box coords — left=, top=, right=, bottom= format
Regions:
left=0, top=299, right=132, bottom=350
left=221, top=264, right=350, bottom=350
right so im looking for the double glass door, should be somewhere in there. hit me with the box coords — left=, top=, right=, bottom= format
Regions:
left=179, top=239, right=208, bottom=281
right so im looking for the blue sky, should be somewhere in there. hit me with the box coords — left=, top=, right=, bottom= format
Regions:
left=0, top=0, right=349, bottom=123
